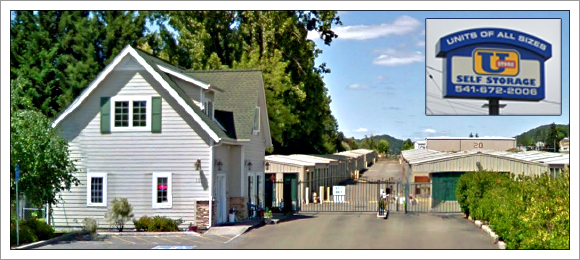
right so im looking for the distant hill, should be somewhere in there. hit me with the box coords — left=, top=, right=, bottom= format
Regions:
left=355, top=134, right=405, bottom=155
left=514, top=123, right=569, bottom=146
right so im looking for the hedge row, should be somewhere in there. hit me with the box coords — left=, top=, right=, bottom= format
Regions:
left=456, top=170, right=569, bottom=249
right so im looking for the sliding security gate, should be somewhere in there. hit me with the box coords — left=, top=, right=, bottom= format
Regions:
left=267, top=177, right=463, bottom=214
left=298, top=179, right=402, bottom=213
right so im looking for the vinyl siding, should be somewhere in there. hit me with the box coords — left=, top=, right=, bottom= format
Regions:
left=243, top=94, right=267, bottom=208
left=167, top=75, right=203, bottom=108
left=53, top=65, right=213, bottom=231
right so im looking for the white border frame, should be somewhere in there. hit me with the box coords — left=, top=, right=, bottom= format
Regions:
left=152, top=172, right=172, bottom=209
left=86, top=172, right=108, bottom=207
left=110, top=96, right=152, bottom=132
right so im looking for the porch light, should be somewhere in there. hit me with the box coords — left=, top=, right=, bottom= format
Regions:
left=247, top=161, right=252, bottom=171
left=265, top=161, right=270, bottom=170
left=195, top=159, right=202, bottom=171
left=216, top=160, right=223, bottom=171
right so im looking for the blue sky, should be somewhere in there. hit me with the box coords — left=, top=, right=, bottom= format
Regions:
left=309, top=11, right=570, bottom=141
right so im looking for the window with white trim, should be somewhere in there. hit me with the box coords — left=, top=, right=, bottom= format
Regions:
left=111, top=96, right=151, bottom=131
left=152, top=172, right=172, bottom=208
left=252, top=106, right=260, bottom=135
left=87, top=172, right=107, bottom=207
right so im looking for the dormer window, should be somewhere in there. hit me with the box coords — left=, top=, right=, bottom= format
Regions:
left=253, top=106, right=260, bottom=135
left=204, top=100, right=214, bottom=119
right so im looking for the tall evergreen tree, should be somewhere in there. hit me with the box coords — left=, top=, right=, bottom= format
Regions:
left=10, top=11, right=151, bottom=118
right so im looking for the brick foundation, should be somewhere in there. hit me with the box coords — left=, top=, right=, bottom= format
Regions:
left=228, top=197, right=248, bottom=220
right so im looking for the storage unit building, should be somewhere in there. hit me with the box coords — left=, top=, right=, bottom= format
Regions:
left=425, top=137, right=516, bottom=152
left=350, top=149, right=378, bottom=167
left=335, top=151, right=366, bottom=178
left=264, top=155, right=319, bottom=212
left=401, top=149, right=570, bottom=202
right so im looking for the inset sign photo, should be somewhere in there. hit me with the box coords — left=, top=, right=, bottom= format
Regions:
left=425, top=19, right=561, bottom=115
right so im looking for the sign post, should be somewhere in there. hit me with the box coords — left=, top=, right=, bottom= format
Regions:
left=15, top=165, right=20, bottom=246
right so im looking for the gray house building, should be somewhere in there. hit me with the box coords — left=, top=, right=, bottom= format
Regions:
left=51, top=45, right=272, bottom=231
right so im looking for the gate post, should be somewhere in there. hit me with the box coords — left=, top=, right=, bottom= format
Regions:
left=404, top=182, right=409, bottom=214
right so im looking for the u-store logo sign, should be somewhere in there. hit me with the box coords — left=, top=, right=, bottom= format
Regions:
left=436, top=28, right=551, bottom=101
left=474, top=49, right=519, bottom=76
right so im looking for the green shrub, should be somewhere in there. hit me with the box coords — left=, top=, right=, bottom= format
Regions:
left=456, top=172, right=473, bottom=216
left=82, top=218, right=98, bottom=234
left=458, top=169, right=570, bottom=249
left=23, top=218, right=54, bottom=241
left=11, top=223, right=38, bottom=245
left=147, top=216, right=183, bottom=232
left=10, top=218, right=55, bottom=245
left=133, top=215, right=153, bottom=231
left=105, top=198, right=134, bottom=232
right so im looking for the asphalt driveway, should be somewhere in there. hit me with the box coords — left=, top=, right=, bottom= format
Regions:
left=224, top=212, right=498, bottom=249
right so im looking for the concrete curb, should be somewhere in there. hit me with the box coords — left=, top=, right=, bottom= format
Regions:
left=469, top=218, right=506, bottom=249
left=12, top=231, right=90, bottom=250
left=99, top=231, right=201, bottom=237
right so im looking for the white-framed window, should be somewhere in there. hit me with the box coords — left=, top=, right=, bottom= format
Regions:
left=87, top=172, right=107, bottom=207
left=111, top=96, right=152, bottom=132
left=152, top=172, right=172, bottom=209
left=252, top=106, right=260, bottom=135
left=204, top=100, right=214, bottom=120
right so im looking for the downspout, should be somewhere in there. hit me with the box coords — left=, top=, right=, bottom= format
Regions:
left=208, top=140, right=213, bottom=228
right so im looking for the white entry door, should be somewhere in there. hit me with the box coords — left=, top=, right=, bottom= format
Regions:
left=216, top=174, right=227, bottom=223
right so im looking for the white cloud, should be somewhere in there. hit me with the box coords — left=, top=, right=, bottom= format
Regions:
left=416, top=41, right=425, bottom=47
left=347, top=83, right=370, bottom=89
left=355, top=128, right=368, bottom=133
left=331, top=15, right=420, bottom=40
left=372, top=49, right=424, bottom=66
left=423, top=129, right=436, bottom=134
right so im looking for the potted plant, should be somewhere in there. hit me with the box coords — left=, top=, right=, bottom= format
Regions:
left=264, top=208, right=273, bottom=224
left=228, top=208, right=237, bottom=223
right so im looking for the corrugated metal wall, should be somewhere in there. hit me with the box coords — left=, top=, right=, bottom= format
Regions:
left=412, top=154, right=548, bottom=176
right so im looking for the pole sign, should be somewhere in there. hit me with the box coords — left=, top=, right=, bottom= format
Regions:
left=15, top=165, right=20, bottom=182
left=436, top=28, right=552, bottom=101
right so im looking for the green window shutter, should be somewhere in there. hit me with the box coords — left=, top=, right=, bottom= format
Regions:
left=151, top=97, right=162, bottom=133
left=100, top=97, right=111, bottom=134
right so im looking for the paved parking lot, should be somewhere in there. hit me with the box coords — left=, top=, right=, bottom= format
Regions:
left=36, top=227, right=250, bottom=250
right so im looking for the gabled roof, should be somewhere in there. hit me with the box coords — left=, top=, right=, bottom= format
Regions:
left=52, top=45, right=234, bottom=143
left=187, top=70, right=272, bottom=146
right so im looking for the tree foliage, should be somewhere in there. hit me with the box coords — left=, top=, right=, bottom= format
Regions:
left=10, top=11, right=151, bottom=118
left=376, top=139, right=390, bottom=155
left=401, top=138, right=414, bottom=151
left=515, top=123, right=569, bottom=148
left=10, top=88, right=80, bottom=207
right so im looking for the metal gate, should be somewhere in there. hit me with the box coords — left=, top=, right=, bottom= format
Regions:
left=298, top=179, right=402, bottom=212
left=265, top=178, right=462, bottom=214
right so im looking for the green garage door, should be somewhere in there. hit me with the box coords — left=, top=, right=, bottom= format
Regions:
left=432, top=172, right=464, bottom=201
